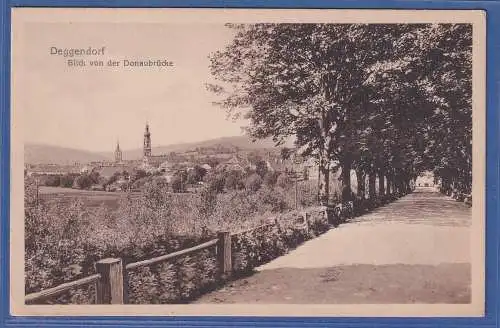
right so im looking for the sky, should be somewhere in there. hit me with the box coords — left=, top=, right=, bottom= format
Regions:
left=18, top=22, right=246, bottom=152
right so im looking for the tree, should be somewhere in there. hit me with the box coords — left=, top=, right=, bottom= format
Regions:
left=205, top=172, right=226, bottom=193
left=255, top=160, right=268, bottom=178
left=104, top=172, right=121, bottom=188
left=209, top=24, right=399, bottom=204
left=224, top=169, right=245, bottom=190
left=187, top=165, right=208, bottom=184
left=132, top=169, right=148, bottom=182
left=170, top=175, right=185, bottom=193
left=365, top=24, right=472, bottom=194
left=75, top=174, right=93, bottom=189
left=209, top=23, right=472, bottom=203
left=45, top=175, right=61, bottom=187
left=60, top=174, right=75, bottom=188
left=89, top=170, right=100, bottom=185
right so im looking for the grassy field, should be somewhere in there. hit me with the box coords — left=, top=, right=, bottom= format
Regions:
left=39, top=186, right=141, bottom=209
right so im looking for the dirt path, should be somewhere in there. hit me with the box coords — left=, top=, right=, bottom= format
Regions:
left=195, top=188, right=471, bottom=304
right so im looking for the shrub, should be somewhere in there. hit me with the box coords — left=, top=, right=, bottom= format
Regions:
left=205, top=172, right=225, bottom=193
left=103, top=172, right=120, bottom=188
left=24, top=174, right=333, bottom=305
left=224, top=170, right=245, bottom=190
left=255, top=160, right=268, bottom=178
left=263, top=171, right=278, bottom=187
left=245, top=173, right=262, bottom=191
left=276, top=173, right=291, bottom=188
left=45, top=175, right=61, bottom=187
left=60, top=174, right=76, bottom=188
left=132, top=169, right=148, bottom=182
left=75, top=174, right=93, bottom=189
left=170, top=175, right=185, bottom=193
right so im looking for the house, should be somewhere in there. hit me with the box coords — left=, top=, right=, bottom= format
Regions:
left=220, top=155, right=245, bottom=171
left=159, top=160, right=175, bottom=173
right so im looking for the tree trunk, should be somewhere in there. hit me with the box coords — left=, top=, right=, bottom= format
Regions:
left=341, top=160, right=352, bottom=202
left=369, top=172, right=376, bottom=199
left=356, top=169, right=366, bottom=199
left=378, top=171, right=385, bottom=196
left=318, top=156, right=330, bottom=205
left=394, top=174, right=401, bottom=194
left=317, top=111, right=332, bottom=206
left=386, top=175, right=391, bottom=195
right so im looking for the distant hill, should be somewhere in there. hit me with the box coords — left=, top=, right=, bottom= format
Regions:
left=25, top=136, right=294, bottom=164
left=25, top=144, right=111, bottom=165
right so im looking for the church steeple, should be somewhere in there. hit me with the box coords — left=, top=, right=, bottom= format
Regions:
left=114, top=140, right=122, bottom=163
left=143, top=122, right=151, bottom=158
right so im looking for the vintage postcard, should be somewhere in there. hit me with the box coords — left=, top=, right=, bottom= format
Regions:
left=10, top=8, right=485, bottom=316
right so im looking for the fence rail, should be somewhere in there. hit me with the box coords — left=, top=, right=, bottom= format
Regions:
left=25, top=273, right=101, bottom=304
left=125, top=238, right=219, bottom=270
left=25, top=232, right=232, bottom=305
left=231, top=222, right=276, bottom=236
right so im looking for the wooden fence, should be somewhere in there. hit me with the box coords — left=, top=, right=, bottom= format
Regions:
left=24, top=206, right=337, bottom=305
left=25, top=232, right=230, bottom=305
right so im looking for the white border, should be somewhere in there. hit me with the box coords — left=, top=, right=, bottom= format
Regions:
left=10, top=8, right=486, bottom=317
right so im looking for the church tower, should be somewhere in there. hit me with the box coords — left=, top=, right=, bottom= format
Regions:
left=143, top=123, right=152, bottom=158
left=114, top=140, right=122, bottom=163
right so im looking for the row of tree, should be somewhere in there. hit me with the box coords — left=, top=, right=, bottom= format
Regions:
left=209, top=23, right=472, bottom=204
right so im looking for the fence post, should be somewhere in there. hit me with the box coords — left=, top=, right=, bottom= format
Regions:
left=303, top=211, right=309, bottom=233
left=217, top=231, right=232, bottom=278
left=274, top=217, right=281, bottom=233
left=95, top=258, right=124, bottom=304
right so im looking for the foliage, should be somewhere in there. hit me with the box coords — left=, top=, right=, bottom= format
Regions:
left=187, top=165, right=208, bottom=184
left=132, top=169, right=148, bottom=182
left=244, top=173, right=263, bottom=191
left=263, top=171, right=278, bottom=187
left=276, top=173, right=291, bottom=188
left=44, top=175, right=61, bottom=187
left=224, top=169, right=245, bottom=190
left=75, top=174, right=94, bottom=190
left=208, top=23, right=473, bottom=200
left=170, top=175, right=186, bottom=193
left=60, top=174, right=76, bottom=188
left=25, top=173, right=389, bottom=305
left=255, top=160, right=268, bottom=178
left=204, top=171, right=226, bottom=193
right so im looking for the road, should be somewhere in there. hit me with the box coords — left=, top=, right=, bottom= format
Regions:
left=195, top=187, right=471, bottom=304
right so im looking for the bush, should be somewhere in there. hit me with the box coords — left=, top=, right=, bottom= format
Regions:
left=170, top=175, right=185, bottom=193
left=24, top=174, right=330, bottom=305
left=245, top=173, right=262, bottom=191
left=45, top=175, right=61, bottom=187
left=224, top=170, right=245, bottom=190
left=205, top=172, right=225, bottom=193
left=104, top=172, right=120, bottom=188
left=186, top=165, right=207, bottom=184
left=75, top=174, right=93, bottom=189
left=255, top=160, right=268, bottom=178
left=263, top=171, right=278, bottom=187
left=231, top=207, right=330, bottom=274
left=276, top=173, right=291, bottom=188
left=132, top=169, right=148, bottom=182
left=60, top=174, right=76, bottom=188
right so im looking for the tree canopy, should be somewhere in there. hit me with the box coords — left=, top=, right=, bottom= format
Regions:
left=208, top=23, right=472, bottom=203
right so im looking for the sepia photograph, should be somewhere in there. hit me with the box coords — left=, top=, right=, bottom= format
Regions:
left=10, top=8, right=485, bottom=316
